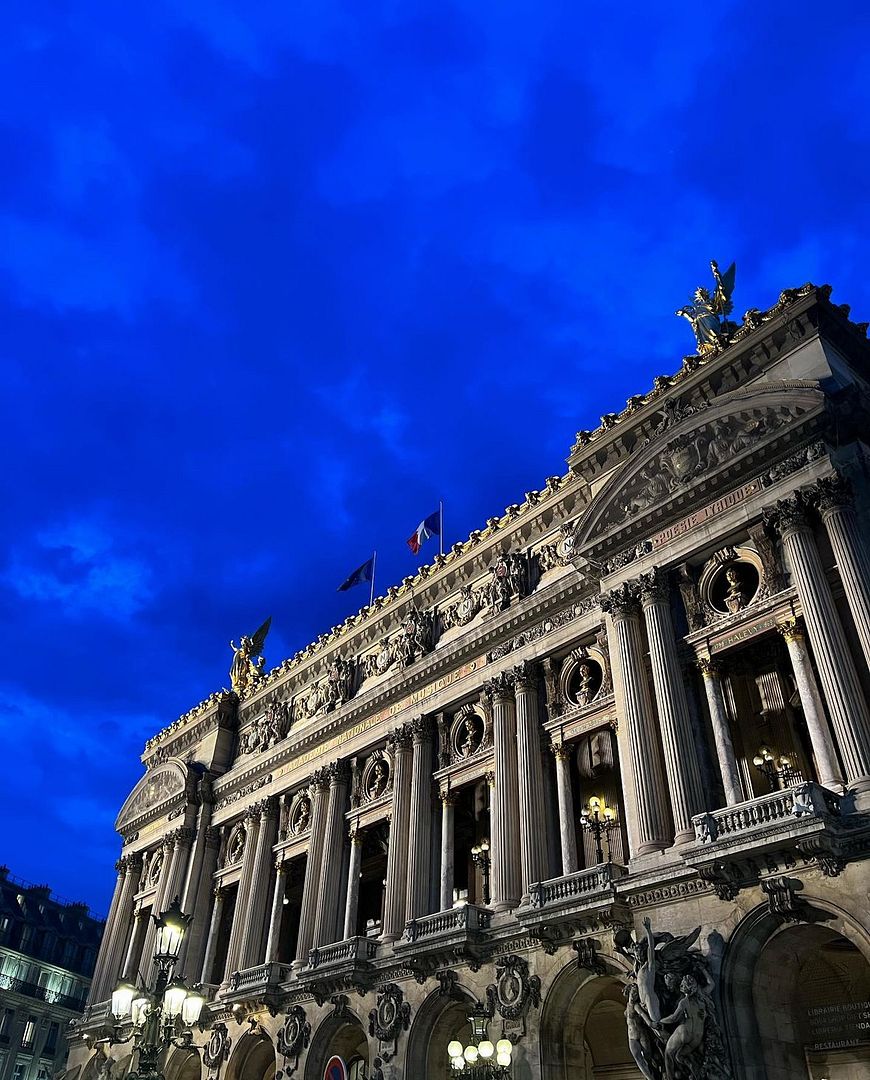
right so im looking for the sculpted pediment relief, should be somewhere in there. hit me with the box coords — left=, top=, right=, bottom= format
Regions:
left=577, top=384, right=825, bottom=546
left=115, top=759, right=188, bottom=832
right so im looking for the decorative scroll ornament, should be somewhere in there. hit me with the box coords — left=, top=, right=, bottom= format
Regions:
left=368, top=983, right=411, bottom=1050
left=203, top=1023, right=232, bottom=1078
left=442, top=585, right=483, bottom=630
left=615, top=918, right=732, bottom=1080
left=277, top=1006, right=311, bottom=1075
left=675, top=260, right=737, bottom=357
left=485, top=954, right=541, bottom=1025
left=229, top=616, right=271, bottom=694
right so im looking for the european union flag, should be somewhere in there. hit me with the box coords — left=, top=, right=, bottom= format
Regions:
left=337, top=555, right=375, bottom=592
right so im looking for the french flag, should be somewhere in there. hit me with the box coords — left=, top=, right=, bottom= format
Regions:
left=407, top=509, right=441, bottom=555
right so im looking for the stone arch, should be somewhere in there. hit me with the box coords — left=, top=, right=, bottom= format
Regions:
left=721, top=896, right=870, bottom=1078
left=304, top=1005, right=369, bottom=1080
left=226, top=1031, right=277, bottom=1080
left=406, top=983, right=477, bottom=1080
left=164, top=1047, right=201, bottom=1080
left=540, top=954, right=639, bottom=1080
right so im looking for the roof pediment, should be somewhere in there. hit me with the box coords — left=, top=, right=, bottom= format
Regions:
left=576, top=382, right=826, bottom=556
left=115, top=758, right=190, bottom=833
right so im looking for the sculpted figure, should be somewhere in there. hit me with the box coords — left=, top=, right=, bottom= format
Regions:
left=655, top=975, right=708, bottom=1080
left=676, top=260, right=737, bottom=356
left=624, top=985, right=657, bottom=1080
left=576, top=660, right=596, bottom=705
left=723, top=565, right=749, bottom=613
left=229, top=616, right=272, bottom=693
left=369, top=760, right=388, bottom=799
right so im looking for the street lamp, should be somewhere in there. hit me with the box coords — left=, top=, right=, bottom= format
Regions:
left=580, top=797, right=617, bottom=864
left=109, top=897, right=207, bottom=1080
left=470, top=839, right=491, bottom=906
left=447, top=1003, right=512, bottom=1078
left=752, top=747, right=803, bottom=791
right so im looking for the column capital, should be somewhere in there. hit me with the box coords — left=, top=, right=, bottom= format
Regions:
left=327, top=759, right=351, bottom=785
left=212, top=885, right=225, bottom=901
left=813, top=472, right=853, bottom=514
left=695, top=655, right=721, bottom=678
left=776, top=617, right=806, bottom=643
left=204, top=825, right=222, bottom=849
left=485, top=769, right=496, bottom=788
left=309, top=767, right=331, bottom=794
left=274, top=859, right=288, bottom=875
left=600, top=581, right=640, bottom=620
left=763, top=493, right=812, bottom=537
left=348, top=821, right=365, bottom=842
left=549, top=741, right=572, bottom=762
left=438, top=788, right=459, bottom=806
left=484, top=670, right=515, bottom=702
left=410, top=715, right=433, bottom=743
left=388, top=723, right=414, bottom=752
left=638, top=566, right=669, bottom=605
left=512, top=659, right=538, bottom=692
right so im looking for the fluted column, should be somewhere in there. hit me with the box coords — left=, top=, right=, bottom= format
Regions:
left=489, top=673, right=522, bottom=910
left=343, top=826, right=364, bottom=938
left=381, top=726, right=413, bottom=942
left=265, top=862, right=288, bottom=962
left=294, top=770, right=330, bottom=966
left=91, top=853, right=144, bottom=1001
left=602, top=584, right=671, bottom=854
left=767, top=495, right=870, bottom=805
left=406, top=717, right=434, bottom=920
left=639, top=568, right=706, bottom=843
left=121, top=907, right=148, bottom=982
left=239, top=798, right=278, bottom=968
left=313, top=762, right=350, bottom=947
left=815, top=473, right=870, bottom=663
left=777, top=619, right=844, bottom=789
left=223, top=807, right=262, bottom=977
left=551, top=744, right=579, bottom=875
left=439, top=791, right=457, bottom=911
left=139, top=834, right=176, bottom=973
left=181, top=826, right=221, bottom=981
left=696, top=658, right=743, bottom=806
left=199, top=887, right=225, bottom=984
left=513, top=662, right=548, bottom=894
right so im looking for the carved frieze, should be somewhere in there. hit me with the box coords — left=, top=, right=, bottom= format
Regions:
left=369, top=983, right=411, bottom=1051
left=277, top=1006, right=311, bottom=1075
left=485, top=954, right=541, bottom=1035
left=487, top=551, right=529, bottom=612
left=238, top=700, right=292, bottom=757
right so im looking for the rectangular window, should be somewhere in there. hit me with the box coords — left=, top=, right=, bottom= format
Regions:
left=0, top=1009, right=14, bottom=1038
left=21, top=1019, right=36, bottom=1050
left=12, top=1060, right=28, bottom=1080
left=42, top=1025, right=58, bottom=1058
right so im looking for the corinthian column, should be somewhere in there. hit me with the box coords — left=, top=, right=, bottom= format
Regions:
left=766, top=494, right=870, bottom=806
left=343, top=826, right=364, bottom=939
left=488, top=673, right=522, bottom=910
left=239, top=798, right=278, bottom=968
left=313, top=761, right=350, bottom=948
left=223, top=807, right=262, bottom=976
left=199, top=887, right=225, bottom=984
left=601, top=583, right=671, bottom=854
left=140, top=833, right=176, bottom=973
left=695, top=658, right=743, bottom=806
left=182, top=826, right=221, bottom=981
left=92, top=853, right=144, bottom=1002
left=294, top=770, right=330, bottom=966
left=265, top=862, right=288, bottom=962
left=381, top=726, right=413, bottom=942
left=814, top=473, right=870, bottom=663
left=513, top=662, right=548, bottom=895
left=777, top=619, right=844, bottom=790
left=639, top=568, right=705, bottom=843
left=439, top=791, right=457, bottom=911
left=551, top=744, right=579, bottom=875
left=406, top=717, right=433, bottom=921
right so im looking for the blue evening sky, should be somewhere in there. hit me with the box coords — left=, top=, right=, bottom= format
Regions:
left=2, top=0, right=868, bottom=915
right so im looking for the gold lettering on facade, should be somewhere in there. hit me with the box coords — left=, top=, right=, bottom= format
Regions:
left=651, top=481, right=760, bottom=549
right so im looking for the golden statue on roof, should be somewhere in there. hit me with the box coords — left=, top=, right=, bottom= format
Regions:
left=676, top=260, right=737, bottom=357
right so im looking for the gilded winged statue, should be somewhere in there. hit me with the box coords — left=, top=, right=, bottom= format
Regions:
left=676, top=260, right=737, bottom=356
left=229, top=616, right=272, bottom=693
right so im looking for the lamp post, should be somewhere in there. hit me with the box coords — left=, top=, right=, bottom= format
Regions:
left=447, top=1003, right=512, bottom=1079
left=580, top=797, right=617, bottom=865
left=470, top=839, right=491, bottom=906
left=109, top=897, right=207, bottom=1080
left=752, top=746, right=804, bottom=791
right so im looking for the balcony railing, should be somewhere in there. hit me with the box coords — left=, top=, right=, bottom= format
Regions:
left=527, top=862, right=626, bottom=909
left=0, top=973, right=87, bottom=1012
left=227, top=961, right=292, bottom=994
left=308, top=937, right=378, bottom=968
left=691, top=782, right=841, bottom=845
left=401, top=903, right=492, bottom=944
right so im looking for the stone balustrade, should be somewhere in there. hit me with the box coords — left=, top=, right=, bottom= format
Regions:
left=401, top=903, right=492, bottom=944
left=527, top=863, right=627, bottom=910
left=691, top=782, right=841, bottom=846
left=308, top=936, right=379, bottom=968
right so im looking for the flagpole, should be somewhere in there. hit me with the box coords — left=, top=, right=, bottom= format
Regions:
left=370, top=550, right=377, bottom=607
left=439, top=500, right=444, bottom=556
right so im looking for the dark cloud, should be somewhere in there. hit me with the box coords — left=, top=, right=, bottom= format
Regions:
left=1, top=0, right=868, bottom=913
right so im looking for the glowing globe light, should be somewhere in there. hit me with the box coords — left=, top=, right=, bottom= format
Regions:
left=448, top=1042, right=463, bottom=1059
left=496, top=1040, right=512, bottom=1056
left=496, top=1053, right=511, bottom=1067
left=464, top=1045, right=479, bottom=1063
left=478, top=1041, right=494, bottom=1059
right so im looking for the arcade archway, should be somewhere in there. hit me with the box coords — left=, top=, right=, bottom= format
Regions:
left=304, top=1009, right=369, bottom=1080
left=164, top=1047, right=201, bottom=1080
left=226, top=1032, right=276, bottom=1080
left=725, top=908, right=870, bottom=1079
left=540, top=961, right=641, bottom=1080
left=406, top=985, right=476, bottom=1080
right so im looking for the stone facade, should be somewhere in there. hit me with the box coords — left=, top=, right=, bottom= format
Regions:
left=71, top=283, right=870, bottom=1080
